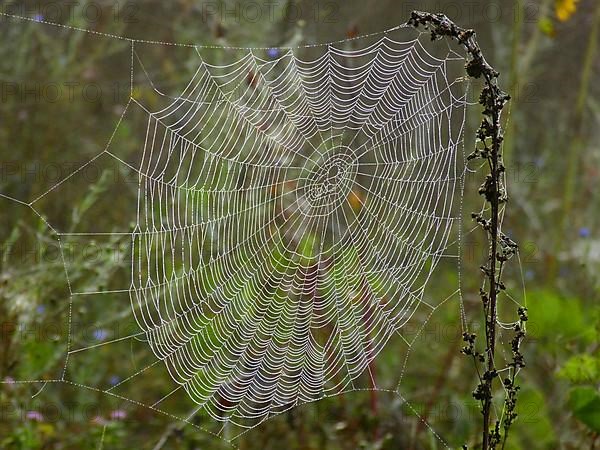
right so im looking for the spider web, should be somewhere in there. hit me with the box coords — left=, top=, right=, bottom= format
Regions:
left=128, top=34, right=467, bottom=429
left=0, top=12, right=511, bottom=448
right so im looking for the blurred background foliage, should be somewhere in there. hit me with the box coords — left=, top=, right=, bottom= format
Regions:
left=0, top=0, right=599, bottom=449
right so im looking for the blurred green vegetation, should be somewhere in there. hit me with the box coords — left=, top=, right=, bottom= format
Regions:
left=1, top=0, right=600, bottom=449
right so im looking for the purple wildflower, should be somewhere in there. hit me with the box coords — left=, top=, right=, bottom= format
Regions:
left=93, top=329, right=109, bottom=341
left=267, top=48, right=280, bottom=59
left=91, top=415, right=107, bottom=426
left=525, top=270, right=534, bottom=281
left=26, top=410, right=44, bottom=422
left=110, top=409, right=127, bottom=420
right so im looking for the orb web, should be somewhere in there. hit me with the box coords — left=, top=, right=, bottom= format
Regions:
left=129, top=31, right=468, bottom=427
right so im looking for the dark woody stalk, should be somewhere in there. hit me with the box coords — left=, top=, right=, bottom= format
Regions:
left=407, top=11, right=526, bottom=450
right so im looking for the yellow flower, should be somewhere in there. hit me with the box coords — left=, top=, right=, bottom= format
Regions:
left=555, top=0, right=579, bottom=22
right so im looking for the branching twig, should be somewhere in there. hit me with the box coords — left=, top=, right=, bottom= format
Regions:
left=407, top=11, right=525, bottom=450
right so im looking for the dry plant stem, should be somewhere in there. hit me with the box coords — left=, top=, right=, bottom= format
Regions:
left=407, top=12, right=511, bottom=450
left=483, top=100, right=501, bottom=450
